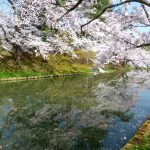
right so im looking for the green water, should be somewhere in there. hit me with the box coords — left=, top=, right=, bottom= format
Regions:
left=0, top=71, right=150, bottom=150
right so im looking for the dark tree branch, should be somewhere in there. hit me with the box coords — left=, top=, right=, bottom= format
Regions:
left=0, top=24, right=11, bottom=44
left=99, top=27, right=138, bottom=47
left=136, top=43, right=150, bottom=48
left=7, top=0, right=16, bottom=13
left=141, top=4, right=150, bottom=22
left=81, top=0, right=150, bottom=31
left=7, top=0, right=22, bottom=34
left=57, top=0, right=83, bottom=22
left=92, top=26, right=150, bottom=49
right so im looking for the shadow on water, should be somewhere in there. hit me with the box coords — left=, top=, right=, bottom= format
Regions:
left=0, top=70, right=150, bottom=150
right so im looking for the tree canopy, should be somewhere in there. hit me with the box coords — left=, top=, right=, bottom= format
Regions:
left=0, top=0, right=150, bottom=68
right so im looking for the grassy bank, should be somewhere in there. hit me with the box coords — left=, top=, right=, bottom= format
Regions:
left=0, top=49, right=144, bottom=80
left=0, top=71, right=51, bottom=78
left=122, top=117, right=150, bottom=150
left=0, top=50, right=95, bottom=79
left=104, top=64, right=135, bottom=73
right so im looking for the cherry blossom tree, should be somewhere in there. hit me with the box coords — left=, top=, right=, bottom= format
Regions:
left=0, top=0, right=150, bottom=67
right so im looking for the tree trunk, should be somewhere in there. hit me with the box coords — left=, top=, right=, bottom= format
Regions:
left=16, top=50, right=22, bottom=65
left=14, top=46, right=22, bottom=65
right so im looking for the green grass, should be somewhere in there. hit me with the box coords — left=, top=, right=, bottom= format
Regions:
left=104, top=64, right=135, bottom=73
left=0, top=71, right=52, bottom=78
left=0, top=50, right=95, bottom=79
left=1, top=49, right=148, bottom=80
left=122, top=118, right=150, bottom=150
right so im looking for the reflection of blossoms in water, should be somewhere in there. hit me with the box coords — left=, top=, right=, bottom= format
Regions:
left=0, top=71, right=150, bottom=149
left=127, top=70, right=150, bottom=89
left=27, top=71, right=150, bottom=149
left=94, top=81, right=137, bottom=112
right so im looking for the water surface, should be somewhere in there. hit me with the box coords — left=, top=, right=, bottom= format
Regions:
left=0, top=71, right=150, bottom=150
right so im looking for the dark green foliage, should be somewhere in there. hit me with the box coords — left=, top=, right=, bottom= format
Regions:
left=75, top=127, right=107, bottom=150
left=88, top=0, right=110, bottom=18
left=144, top=46, right=150, bottom=51
left=56, top=0, right=66, bottom=5
left=96, top=0, right=110, bottom=11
